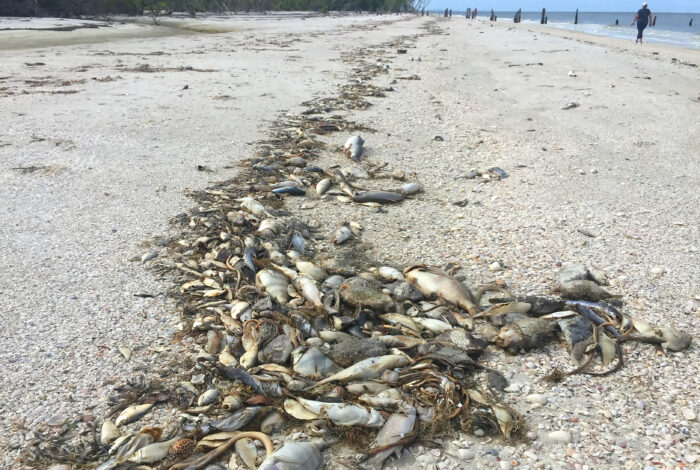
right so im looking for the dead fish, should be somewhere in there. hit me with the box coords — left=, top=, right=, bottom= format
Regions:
left=239, top=197, right=272, bottom=218
left=258, top=439, right=327, bottom=470
left=292, top=347, right=342, bottom=380
left=197, top=388, right=219, bottom=406
left=562, top=99, right=579, bottom=110
left=404, top=265, right=479, bottom=315
left=378, top=266, right=404, bottom=282
left=294, top=275, right=324, bottom=309
left=257, top=218, right=286, bottom=237
left=296, top=398, right=384, bottom=427
left=256, top=269, right=289, bottom=304
left=413, top=317, right=453, bottom=334
left=630, top=318, right=692, bottom=351
left=262, top=334, right=294, bottom=364
left=340, top=284, right=393, bottom=312
left=289, top=231, right=307, bottom=255
left=183, top=406, right=260, bottom=434
left=556, top=280, right=620, bottom=301
left=379, top=313, right=419, bottom=332
left=333, top=225, right=353, bottom=245
left=316, top=178, right=332, bottom=196
left=326, top=338, right=388, bottom=367
left=311, top=355, right=409, bottom=388
left=343, top=165, right=370, bottom=179
left=273, top=186, right=306, bottom=196
left=344, top=135, right=364, bottom=161
left=352, top=190, right=403, bottom=204
left=362, top=407, right=417, bottom=470
left=345, top=381, right=390, bottom=395
left=486, top=167, right=508, bottom=179
left=115, top=403, right=154, bottom=426
left=127, top=436, right=181, bottom=463
left=494, top=314, right=556, bottom=353
left=101, top=419, right=120, bottom=445
left=296, top=261, right=328, bottom=282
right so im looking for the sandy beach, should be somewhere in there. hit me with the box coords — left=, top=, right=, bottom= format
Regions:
left=0, top=12, right=698, bottom=470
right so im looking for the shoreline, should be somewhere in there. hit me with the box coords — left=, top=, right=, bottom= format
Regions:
left=1, top=13, right=698, bottom=469
left=2, top=12, right=700, bottom=54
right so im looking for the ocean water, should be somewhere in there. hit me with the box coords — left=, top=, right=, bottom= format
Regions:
left=445, top=11, right=700, bottom=48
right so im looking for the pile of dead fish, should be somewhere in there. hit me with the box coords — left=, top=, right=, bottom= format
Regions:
left=83, top=40, right=692, bottom=470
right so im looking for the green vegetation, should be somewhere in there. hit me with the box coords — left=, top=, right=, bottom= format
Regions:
left=0, top=0, right=423, bottom=17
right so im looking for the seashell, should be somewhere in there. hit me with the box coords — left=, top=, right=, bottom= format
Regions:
left=205, top=330, right=222, bottom=354
left=235, top=438, right=258, bottom=469
left=401, top=182, right=423, bottom=195
left=284, top=398, right=319, bottom=420
left=219, top=347, right=238, bottom=367
left=492, top=404, right=516, bottom=438
left=222, top=395, right=243, bottom=412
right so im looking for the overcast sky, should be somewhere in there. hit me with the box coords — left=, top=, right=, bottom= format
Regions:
left=425, top=1, right=699, bottom=12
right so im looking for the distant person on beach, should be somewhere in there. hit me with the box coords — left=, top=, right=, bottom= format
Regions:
left=631, top=2, right=653, bottom=43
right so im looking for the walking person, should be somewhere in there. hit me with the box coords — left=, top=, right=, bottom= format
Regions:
left=631, top=2, right=653, bottom=44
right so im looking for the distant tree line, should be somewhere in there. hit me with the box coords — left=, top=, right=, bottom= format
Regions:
left=0, top=0, right=422, bottom=17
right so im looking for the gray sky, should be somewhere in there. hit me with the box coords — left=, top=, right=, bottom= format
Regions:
left=425, top=1, right=699, bottom=12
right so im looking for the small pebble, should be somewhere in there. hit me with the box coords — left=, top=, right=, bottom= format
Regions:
left=681, top=407, right=696, bottom=421
left=500, top=461, right=512, bottom=470
left=457, top=449, right=475, bottom=460
left=527, top=394, right=548, bottom=405
left=474, top=428, right=485, bottom=437
left=47, top=415, right=66, bottom=426
left=547, top=430, right=571, bottom=443
left=191, top=374, right=205, bottom=385
left=489, top=261, right=503, bottom=272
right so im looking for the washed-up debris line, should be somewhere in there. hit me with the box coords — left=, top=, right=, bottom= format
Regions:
left=34, top=25, right=692, bottom=470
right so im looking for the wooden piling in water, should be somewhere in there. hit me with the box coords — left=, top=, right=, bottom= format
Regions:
left=689, top=18, right=693, bottom=27
left=574, top=9, right=579, bottom=25
left=541, top=8, right=546, bottom=24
